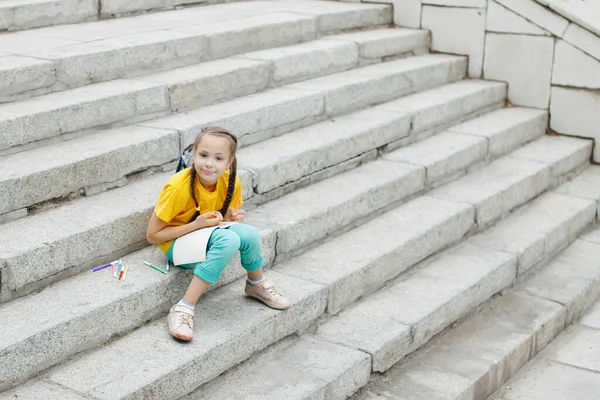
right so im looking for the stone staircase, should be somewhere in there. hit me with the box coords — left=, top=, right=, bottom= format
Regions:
left=1, top=1, right=599, bottom=399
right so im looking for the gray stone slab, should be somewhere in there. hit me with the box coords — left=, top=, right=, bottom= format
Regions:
left=143, top=87, right=325, bottom=150
left=185, top=336, right=371, bottom=400
left=544, top=325, right=600, bottom=373
left=516, top=239, right=600, bottom=324
left=269, top=0, right=392, bottom=34
left=0, top=225, right=276, bottom=390
left=176, top=12, right=317, bottom=59
left=288, top=54, right=467, bottom=116
left=581, top=227, right=600, bottom=245
left=376, top=79, right=506, bottom=133
left=0, top=55, right=55, bottom=98
left=100, top=0, right=204, bottom=15
left=276, top=195, right=474, bottom=314
left=493, top=359, right=600, bottom=400
left=245, top=160, right=425, bottom=256
left=0, top=126, right=179, bottom=215
left=430, top=156, right=551, bottom=227
left=324, top=28, right=430, bottom=60
left=0, top=0, right=97, bottom=31
left=383, top=131, right=487, bottom=186
left=317, top=243, right=517, bottom=373
left=0, top=380, right=88, bottom=400
left=46, top=271, right=326, bottom=400
left=509, top=135, right=593, bottom=177
left=141, top=57, right=270, bottom=111
left=29, top=29, right=208, bottom=89
left=580, top=296, right=600, bottom=329
left=471, top=191, right=597, bottom=275
left=0, top=79, right=168, bottom=152
left=369, top=292, right=565, bottom=400
left=238, top=107, right=410, bottom=194
left=555, top=165, right=600, bottom=207
left=0, top=31, right=80, bottom=53
left=241, top=39, right=358, bottom=85
left=449, top=107, right=548, bottom=158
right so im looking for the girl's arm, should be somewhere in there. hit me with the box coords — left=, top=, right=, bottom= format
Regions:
left=146, top=211, right=223, bottom=244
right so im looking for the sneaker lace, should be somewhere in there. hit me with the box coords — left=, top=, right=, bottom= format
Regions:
left=180, top=313, right=193, bottom=328
left=265, top=284, right=281, bottom=297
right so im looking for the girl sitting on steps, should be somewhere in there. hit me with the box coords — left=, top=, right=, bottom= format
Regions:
left=146, top=127, right=292, bottom=342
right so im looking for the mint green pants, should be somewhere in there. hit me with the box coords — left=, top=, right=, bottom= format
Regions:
left=166, top=223, right=264, bottom=285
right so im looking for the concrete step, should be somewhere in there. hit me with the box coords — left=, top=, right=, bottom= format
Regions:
left=137, top=28, right=429, bottom=112
left=0, top=1, right=391, bottom=100
left=0, top=0, right=97, bottom=31
left=362, top=227, right=600, bottom=400
left=0, top=105, right=545, bottom=388
left=168, top=178, right=600, bottom=400
left=309, top=138, right=592, bottom=373
left=0, top=79, right=169, bottom=153
left=0, top=81, right=503, bottom=303
left=145, top=54, right=467, bottom=150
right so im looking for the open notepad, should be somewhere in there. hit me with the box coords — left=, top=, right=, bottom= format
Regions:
left=172, top=222, right=237, bottom=266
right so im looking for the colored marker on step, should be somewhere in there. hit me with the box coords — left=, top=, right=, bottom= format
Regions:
left=123, top=265, right=129, bottom=281
left=91, top=263, right=112, bottom=273
left=144, top=261, right=167, bottom=275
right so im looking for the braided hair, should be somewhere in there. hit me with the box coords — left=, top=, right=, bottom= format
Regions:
left=189, top=127, right=238, bottom=222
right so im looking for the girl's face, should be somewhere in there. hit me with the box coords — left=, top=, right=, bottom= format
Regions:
left=194, top=135, right=232, bottom=190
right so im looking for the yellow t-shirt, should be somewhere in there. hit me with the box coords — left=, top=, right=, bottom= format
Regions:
left=153, top=168, right=243, bottom=253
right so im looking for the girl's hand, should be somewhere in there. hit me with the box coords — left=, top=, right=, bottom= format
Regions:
left=194, top=211, right=223, bottom=229
left=224, top=208, right=245, bottom=222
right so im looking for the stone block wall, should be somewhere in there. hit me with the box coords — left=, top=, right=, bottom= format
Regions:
left=361, top=0, right=600, bottom=163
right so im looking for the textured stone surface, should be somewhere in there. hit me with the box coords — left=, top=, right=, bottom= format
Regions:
left=325, top=28, right=429, bottom=60
left=238, top=108, right=410, bottom=194
left=487, top=0, right=551, bottom=35
left=185, top=336, right=371, bottom=400
left=377, top=80, right=506, bottom=133
left=384, top=131, right=487, bottom=185
left=29, top=30, right=207, bottom=89
left=496, top=0, right=569, bottom=36
left=0, top=380, right=89, bottom=400
left=246, top=160, right=425, bottom=257
left=288, top=54, right=467, bottom=115
left=242, top=39, right=358, bottom=85
left=0, top=126, right=179, bottom=215
left=144, top=87, right=325, bottom=149
left=390, top=0, right=422, bottom=28
left=516, top=239, right=600, bottom=323
left=176, top=12, right=317, bottom=59
left=472, top=192, right=596, bottom=275
left=563, top=22, right=600, bottom=60
left=368, top=292, right=565, bottom=400
left=448, top=107, right=547, bottom=157
left=0, top=0, right=97, bottom=31
left=46, top=272, right=326, bottom=400
left=555, top=166, right=600, bottom=208
left=425, top=0, right=486, bottom=6
left=100, top=0, right=203, bottom=15
left=508, top=135, right=592, bottom=178
left=484, top=33, right=554, bottom=108
left=141, top=57, right=270, bottom=111
left=317, top=243, right=516, bottom=372
left=550, top=86, right=600, bottom=162
left=276, top=195, right=474, bottom=314
left=543, top=0, right=600, bottom=38
left=0, top=55, right=55, bottom=98
left=553, top=39, right=600, bottom=89
left=430, top=156, right=551, bottom=227
left=0, top=79, right=168, bottom=151
left=581, top=296, right=600, bottom=329
left=493, top=360, right=600, bottom=400
left=422, top=5, right=486, bottom=77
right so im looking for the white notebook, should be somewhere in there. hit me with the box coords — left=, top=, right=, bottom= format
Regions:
left=172, top=222, right=237, bottom=266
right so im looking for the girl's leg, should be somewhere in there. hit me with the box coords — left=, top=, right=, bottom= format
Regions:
left=166, top=229, right=241, bottom=341
left=228, top=223, right=292, bottom=310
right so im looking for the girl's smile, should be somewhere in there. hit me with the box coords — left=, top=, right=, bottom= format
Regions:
left=194, top=135, right=232, bottom=190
